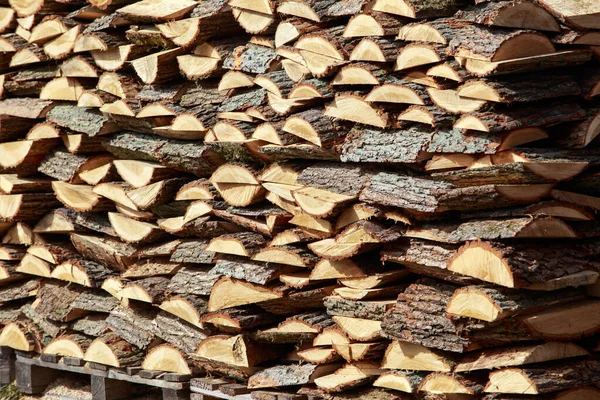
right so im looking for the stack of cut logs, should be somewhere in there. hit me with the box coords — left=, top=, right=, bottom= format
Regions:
left=0, top=0, right=598, bottom=398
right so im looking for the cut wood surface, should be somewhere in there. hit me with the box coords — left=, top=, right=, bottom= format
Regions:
left=0, top=0, right=597, bottom=397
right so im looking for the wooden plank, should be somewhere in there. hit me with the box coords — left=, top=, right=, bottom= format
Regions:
left=16, top=361, right=60, bottom=395
left=91, top=375, right=133, bottom=400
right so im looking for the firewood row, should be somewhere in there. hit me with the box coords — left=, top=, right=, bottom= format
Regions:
left=0, top=0, right=597, bottom=398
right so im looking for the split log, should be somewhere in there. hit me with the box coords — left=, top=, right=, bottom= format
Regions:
left=195, top=334, right=281, bottom=368
left=105, top=132, right=224, bottom=177
left=324, top=94, right=388, bottom=128
left=457, top=72, right=581, bottom=103
left=294, top=26, right=351, bottom=77
left=118, top=276, right=170, bottom=304
left=382, top=239, right=600, bottom=289
left=447, top=285, right=585, bottom=322
left=259, top=285, right=336, bottom=315
left=554, top=107, right=600, bottom=149
left=395, top=43, right=448, bottom=71
left=432, top=161, right=586, bottom=186
left=381, top=340, right=455, bottom=372
left=63, top=134, right=109, bottom=154
left=461, top=50, right=591, bottom=77
left=324, top=296, right=395, bottom=321
left=382, top=279, right=468, bottom=353
left=454, top=1, right=560, bottom=32
left=43, top=333, right=93, bottom=359
left=332, top=316, right=382, bottom=342
left=485, top=359, right=600, bottom=394
left=360, top=172, right=554, bottom=213
left=108, top=212, right=167, bottom=243
left=535, top=0, right=600, bottom=30
left=83, top=332, right=144, bottom=368
left=51, top=259, right=114, bottom=288
left=0, top=193, right=60, bottom=221
left=0, top=139, right=60, bottom=176
left=0, top=175, right=52, bottom=194
left=126, top=178, right=190, bottom=210
left=455, top=342, right=589, bottom=372
left=405, top=216, right=576, bottom=243
left=152, top=310, right=209, bottom=353
left=46, top=104, right=119, bottom=136
left=208, top=276, right=283, bottom=311
left=249, top=363, right=339, bottom=389
left=97, top=71, right=141, bottom=99
left=0, top=97, right=55, bottom=118
left=426, top=88, right=486, bottom=114
left=52, top=182, right=113, bottom=212
left=314, top=362, right=382, bottom=393
left=0, top=321, right=45, bottom=352
left=454, top=102, right=586, bottom=133
left=344, top=12, right=406, bottom=38
left=334, top=342, right=388, bottom=363
left=372, top=0, right=468, bottom=18
left=159, top=294, right=207, bottom=328
left=470, top=299, right=600, bottom=345
left=418, top=372, right=484, bottom=395
left=373, top=370, right=428, bottom=393
left=105, top=305, right=157, bottom=350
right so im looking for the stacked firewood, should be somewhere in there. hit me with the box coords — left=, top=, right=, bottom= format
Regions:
left=0, top=0, right=598, bottom=398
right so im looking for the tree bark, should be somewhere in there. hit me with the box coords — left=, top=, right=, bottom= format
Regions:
left=46, top=104, right=119, bottom=136
left=105, top=305, right=157, bottom=350
left=70, top=233, right=138, bottom=272
left=461, top=71, right=581, bottom=103
left=152, top=311, right=209, bottom=353
left=210, top=256, right=286, bottom=285
left=381, top=278, right=469, bottom=353
left=38, top=150, right=91, bottom=183
left=341, top=126, right=433, bottom=164
left=170, top=239, right=218, bottom=264
left=168, top=265, right=219, bottom=296
left=324, top=296, right=395, bottom=321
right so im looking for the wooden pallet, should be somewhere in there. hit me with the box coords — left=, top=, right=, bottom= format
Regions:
left=191, top=377, right=307, bottom=400
left=15, top=352, right=190, bottom=400
left=0, top=346, right=15, bottom=385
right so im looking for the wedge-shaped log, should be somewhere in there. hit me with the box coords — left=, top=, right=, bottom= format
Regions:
left=52, top=182, right=113, bottom=213
left=485, top=359, right=600, bottom=394
left=84, top=332, right=144, bottom=368
left=382, top=239, right=600, bottom=289
left=314, top=362, right=382, bottom=393
left=360, top=172, right=554, bottom=213
left=109, top=212, right=167, bottom=244
left=325, top=95, right=388, bottom=128
left=373, top=370, right=427, bottom=393
left=249, top=363, right=339, bottom=389
left=141, top=344, right=192, bottom=374
left=455, top=342, right=589, bottom=372
left=454, top=102, right=586, bottom=133
left=405, top=216, right=576, bottom=243
left=0, top=193, right=59, bottom=221
left=51, top=259, right=114, bottom=288
left=195, top=334, right=281, bottom=368
left=447, top=285, right=584, bottom=322
left=535, top=0, right=600, bottom=30
left=43, top=333, right=93, bottom=359
left=208, top=276, right=283, bottom=311
left=457, top=72, right=580, bottom=103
